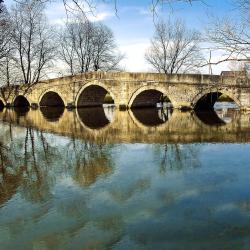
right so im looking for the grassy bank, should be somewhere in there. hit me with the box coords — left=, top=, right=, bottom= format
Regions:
left=217, top=94, right=234, bottom=102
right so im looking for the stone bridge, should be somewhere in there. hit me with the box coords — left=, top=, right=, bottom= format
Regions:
left=0, top=72, right=250, bottom=110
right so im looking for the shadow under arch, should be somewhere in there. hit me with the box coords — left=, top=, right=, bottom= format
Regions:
left=13, top=95, right=30, bottom=107
left=193, top=91, right=240, bottom=111
left=0, top=99, right=4, bottom=111
left=76, top=107, right=114, bottom=130
left=129, top=87, right=173, bottom=108
left=76, top=84, right=115, bottom=107
left=39, top=91, right=65, bottom=107
left=131, top=108, right=173, bottom=127
left=40, top=107, right=65, bottom=122
left=13, top=96, right=30, bottom=115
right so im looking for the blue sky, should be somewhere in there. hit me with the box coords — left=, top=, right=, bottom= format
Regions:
left=5, top=0, right=239, bottom=73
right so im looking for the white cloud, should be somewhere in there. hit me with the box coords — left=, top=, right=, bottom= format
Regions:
left=119, top=40, right=151, bottom=72
left=88, top=11, right=115, bottom=22
left=45, top=1, right=114, bottom=26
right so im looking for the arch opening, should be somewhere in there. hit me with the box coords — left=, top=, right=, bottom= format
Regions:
left=0, top=100, right=4, bottom=111
left=131, top=89, right=172, bottom=108
left=13, top=96, right=30, bottom=107
left=77, top=85, right=112, bottom=107
left=40, top=91, right=64, bottom=107
left=194, top=92, right=239, bottom=125
left=194, top=92, right=238, bottom=111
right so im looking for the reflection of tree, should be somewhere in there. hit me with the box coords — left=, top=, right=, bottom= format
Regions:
left=0, top=140, right=24, bottom=205
left=0, top=125, right=57, bottom=205
left=21, top=128, right=56, bottom=203
left=0, top=123, right=24, bottom=205
left=66, top=139, right=114, bottom=187
left=154, top=144, right=200, bottom=174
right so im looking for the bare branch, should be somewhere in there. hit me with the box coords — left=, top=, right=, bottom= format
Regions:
left=145, top=19, right=204, bottom=74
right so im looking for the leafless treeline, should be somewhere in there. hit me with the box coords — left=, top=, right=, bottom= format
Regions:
left=59, top=16, right=123, bottom=74
left=0, top=0, right=123, bottom=91
left=145, top=19, right=203, bottom=74
left=145, top=0, right=250, bottom=74
left=203, top=0, right=250, bottom=68
left=0, top=0, right=249, bottom=91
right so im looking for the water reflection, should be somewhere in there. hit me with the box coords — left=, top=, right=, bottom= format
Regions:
left=77, top=107, right=114, bottom=129
left=155, top=144, right=200, bottom=174
left=195, top=102, right=240, bottom=126
left=70, top=140, right=114, bottom=187
left=0, top=104, right=249, bottom=249
left=131, top=108, right=173, bottom=127
left=0, top=105, right=249, bottom=144
left=195, top=110, right=226, bottom=126
left=13, top=106, right=30, bottom=116
left=40, top=106, right=65, bottom=122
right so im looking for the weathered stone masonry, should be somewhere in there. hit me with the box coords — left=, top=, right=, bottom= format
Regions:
left=0, top=72, right=250, bottom=110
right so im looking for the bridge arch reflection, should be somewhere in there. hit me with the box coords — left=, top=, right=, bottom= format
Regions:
left=194, top=110, right=226, bottom=126
left=40, top=107, right=65, bottom=122
left=76, top=107, right=115, bottom=130
left=130, top=108, right=173, bottom=128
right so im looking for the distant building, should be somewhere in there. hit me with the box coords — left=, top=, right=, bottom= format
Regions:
left=221, top=71, right=247, bottom=77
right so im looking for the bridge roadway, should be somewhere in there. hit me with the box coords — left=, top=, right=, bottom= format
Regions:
left=0, top=107, right=250, bottom=144
left=0, top=72, right=250, bottom=110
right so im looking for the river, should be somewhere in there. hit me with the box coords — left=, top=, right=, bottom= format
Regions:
left=0, top=103, right=249, bottom=250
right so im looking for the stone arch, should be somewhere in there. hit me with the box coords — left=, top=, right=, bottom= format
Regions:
left=192, top=90, right=241, bottom=110
left=13, top=95, right=30, bottom=107
left=75, top=83, right=116, bottom=107
left=128, top=86, right=173, bottom=108
left=0, top=99, right=5, bottom=109
left=39, top=91, right=65, bottom=107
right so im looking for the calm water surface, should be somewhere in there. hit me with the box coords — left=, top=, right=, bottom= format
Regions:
left=0, top=103, right=250, bottom=250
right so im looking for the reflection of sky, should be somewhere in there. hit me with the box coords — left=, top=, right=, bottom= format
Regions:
left=0, top=121, right=250, bottom=249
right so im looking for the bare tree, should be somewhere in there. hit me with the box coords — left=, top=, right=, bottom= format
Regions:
left=0, top=2, right=20, bottom=102
left=205, top=19, right=250, bottom=66
left=145, top=19, right=203, bottom=74
left=10, top=0, right=55, bottom=87
left=204, top=0, right=250, bottom=69
left=0, top=3, right=11, bottom=62
left=58, top=16, right=123, bottom=74
left=92, top=23, right=123, bottom=71
left=59, top=19, right=94, bottom=74
left=236, top=0, right=250, bottom=20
